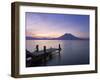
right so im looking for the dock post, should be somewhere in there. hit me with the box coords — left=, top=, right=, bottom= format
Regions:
left=43, top=46, right=47, bottom=65
left=36, top=45, right=39, bottom=52
left=59, top=44, right=61, bottom=50
left=58, top=44, right=61, bottom=54
left=43, top=46, right=46, bottom=53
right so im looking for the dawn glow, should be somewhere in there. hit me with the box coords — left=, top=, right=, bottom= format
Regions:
left=26, top=12, right=89, bottom=38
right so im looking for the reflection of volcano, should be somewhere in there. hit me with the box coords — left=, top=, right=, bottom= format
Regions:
left=26, top=33, right=89, bottom=40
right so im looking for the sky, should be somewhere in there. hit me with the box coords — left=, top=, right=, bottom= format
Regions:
left=25, top=12, right=89, bottom=38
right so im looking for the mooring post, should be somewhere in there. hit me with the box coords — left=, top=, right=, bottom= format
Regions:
left=36, top=45, right=39, bottom=52
left=59, top=44, right=61, bottom=50
left=43, top=46, right=46, bottom=53
left=58, top=44, right=61, bottom=54
left=43, top=46, right=47, bottom=64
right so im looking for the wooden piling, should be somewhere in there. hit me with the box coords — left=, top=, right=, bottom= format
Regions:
left=36, top=45, right=39, bottom=52
left=43, top=46, right=47, bottom=64
left=58, top=44, right=61, bottom=54
left=59, top=44, right=61, bottom=50
left=43, top=46, right=46, bottom=53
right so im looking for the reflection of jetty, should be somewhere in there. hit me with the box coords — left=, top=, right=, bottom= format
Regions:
left=26, top=44, right=62, bottom=67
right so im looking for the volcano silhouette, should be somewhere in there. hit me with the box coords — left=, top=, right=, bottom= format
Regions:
left=57, top=33, right=80, bottom=40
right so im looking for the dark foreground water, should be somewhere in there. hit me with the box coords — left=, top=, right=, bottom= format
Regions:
left=26, top=40, right=89, bottom=67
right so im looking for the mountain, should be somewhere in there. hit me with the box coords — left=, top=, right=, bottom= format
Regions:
left=26, top=33, right=89, bottom=40
left=26, top=36, right=39, bottom=40
left=56, top=33, right=80, bottom=40
left=26, top=36, right=52, bottom=40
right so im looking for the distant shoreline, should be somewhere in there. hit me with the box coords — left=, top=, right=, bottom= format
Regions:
left=26, top=33, right=89, bottom=40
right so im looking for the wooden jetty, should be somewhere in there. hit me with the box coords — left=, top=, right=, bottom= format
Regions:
left=26, top=44, right=62, bottom=66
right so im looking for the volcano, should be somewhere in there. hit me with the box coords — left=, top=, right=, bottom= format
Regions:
left=57, top=33, right=80, bottom=40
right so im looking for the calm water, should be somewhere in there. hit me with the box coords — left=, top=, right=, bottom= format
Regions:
left=26, top=40, right=89, bottom=67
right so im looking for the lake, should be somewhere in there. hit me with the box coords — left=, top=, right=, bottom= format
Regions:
left=26, top=40, right=89, bottom=67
